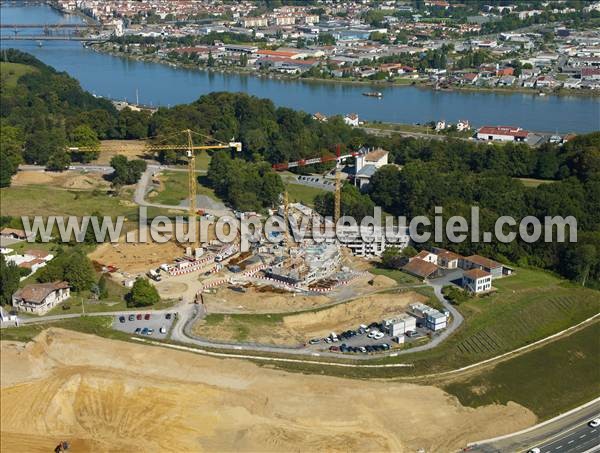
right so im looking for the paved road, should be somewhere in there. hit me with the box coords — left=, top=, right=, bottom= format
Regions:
left=3, top=276, right=463, bottom=361
left=359, top=126, right=471, bottom=142
left=134, top=166, right=232, bottom=217
left=469, top=400, right=600, bottom=453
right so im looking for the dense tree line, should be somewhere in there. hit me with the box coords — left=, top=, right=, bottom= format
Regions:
left=148, top=92, right=367, bottom=166
left=0, top=50, right=151, bottom=186
left=37, top=247, right=96, bottom=292
left=207, top=152, right=284, bottom=212
left=367, top=133, right=600, bottom=287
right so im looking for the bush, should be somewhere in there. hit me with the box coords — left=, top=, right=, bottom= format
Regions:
left=127, top=278, right=160, bottom=307
left=442, top=285, right=472, bottom=305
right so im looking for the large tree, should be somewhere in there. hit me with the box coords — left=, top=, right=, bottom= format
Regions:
left=0, top=255, right=20, bottom=306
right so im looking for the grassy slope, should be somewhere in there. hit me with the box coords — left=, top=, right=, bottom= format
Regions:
left=388, top=268, right=600, bottom=373
left=0, top=62, right=37, bottom=88
left=284, top=183, right=326, bottom=207
left=151, top=171, right=218, bottom=205
left=0, top=186, right=136, bottom=218
left=0, top=316, right=127, bottom=343
left=443, top=322, right=600, bottom=419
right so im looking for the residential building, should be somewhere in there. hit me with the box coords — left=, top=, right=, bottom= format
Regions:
left=0, top=228, right=30, bottom=241
left=461, top=255, right=504, bottom=278
left=462, top=269, right=493, bottom=293
left=343, top=113, right=360, bottom=127
left=402, top=258, right=441, bottom=279
left=12, top=281, right=70, bottom=315
left=435, top=249, right=461, bottom=269
left=354, top=147, right=388, bottom=189
left=337, top=225, right=410, bottom=257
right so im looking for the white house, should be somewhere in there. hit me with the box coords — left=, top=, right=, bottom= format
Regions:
left=12, top=281, right=71, bottom=315
left=462, top=269, right=492, bottom=294
left=354, top=147, right=389, bottom=189
left=343, top=113, right=360, bottom=127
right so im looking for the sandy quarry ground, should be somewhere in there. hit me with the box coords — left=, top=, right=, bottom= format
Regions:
left=194, top=291, right=427, bottom=345
left=203, top=285, right=332, bottom=314
left=88, top=232, right=185, bottom=275
left=201, top=273, right=397, bottom=315
left=91, top=140, right=156, bottom=165
left=0, top=329, right=536, bottom=453
left=11, top=170, right=111, bottom=191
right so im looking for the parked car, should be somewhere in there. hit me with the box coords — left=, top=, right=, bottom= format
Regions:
left=365, top=345, right=374, bottom=353
left=309, top=338, right=321, bottom=345
left=159, top=326, right=167, bottom=334
left=406, top=330, right=419, bottom=338
left=134, top=327, right=141, bottom=334
left=147, top=328, right=154, bottom=335
left=359, top=346, right=367, bottom=353
left=136, top=314, right=142, bottom=320
left=589, top=418, right=600, bottom=428
left=527, top=449, right=541, bottom=453
left=119, top=316, right=125, bottom=323
left=128, top=314, right=135, bottom=321
left=144, top=314, right=151, bottom=320
left=165, top=313, right=172, bottom=320
left=329, top=346, right=339, bottom=352
left=141, top=327, right=148, bottom=335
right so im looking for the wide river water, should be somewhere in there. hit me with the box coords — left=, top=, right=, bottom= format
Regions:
left=1, top=3, right=599, bottom=133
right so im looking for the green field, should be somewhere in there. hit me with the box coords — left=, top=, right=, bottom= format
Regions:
left=0, top=185, right=137, bottom=218
left=382, top=268, right=600, bottom=373
left=0, top=62, right=37, bottom=88
left=370, top=267, right=422, bottom=286
left=284, top=182, right=326, bottom=207
left=0, top=316, right=127, bottom=343
left=151, top=171, right=219, bottom=205
left=444, top=322, right=600, bottom=419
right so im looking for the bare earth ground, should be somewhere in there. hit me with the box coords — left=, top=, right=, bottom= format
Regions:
left=88, top=233, right=185, bottom=274
left=11, top=170, right=110, bottom=191
left=0, top=329, right=536, bottom=453
left=203, top=285, right=332, bottom=313
left=195, top=291, right=427, bottom=345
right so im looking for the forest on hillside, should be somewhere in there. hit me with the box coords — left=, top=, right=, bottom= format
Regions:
left=0, top=50, right=598, bottom=286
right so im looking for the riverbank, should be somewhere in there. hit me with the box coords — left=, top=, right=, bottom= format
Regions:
left=89, top=43, right=600, bottom=99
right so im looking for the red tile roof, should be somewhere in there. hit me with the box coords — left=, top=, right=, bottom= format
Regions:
left=477, top=126, right=529, bottom=138
left=13, top=281, right=69, bottom=304
left=465, top=255, right=502, bottom=270
left=403, top=258, right=439, bottom=278
left=464, top=268, right=491, bottom=280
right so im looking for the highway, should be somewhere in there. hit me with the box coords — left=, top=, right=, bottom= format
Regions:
left=469, top=399, right=600, bottom=453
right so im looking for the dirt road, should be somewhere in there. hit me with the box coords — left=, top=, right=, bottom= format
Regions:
left=0, top=329, right=536, bottom=452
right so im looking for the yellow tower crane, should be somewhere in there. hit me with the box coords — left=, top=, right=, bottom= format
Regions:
left=334, top=144, right=342, bottom=224
left=68, top=129, right=242, bottom=247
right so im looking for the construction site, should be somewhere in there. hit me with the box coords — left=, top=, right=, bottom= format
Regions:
left=78, top=133, right=395, bottom=305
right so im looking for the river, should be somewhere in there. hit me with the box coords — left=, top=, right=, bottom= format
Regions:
left=1, top=3, right=599, bottom=133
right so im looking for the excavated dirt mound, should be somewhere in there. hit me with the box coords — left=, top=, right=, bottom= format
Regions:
left=88, top=233, right=184, bottom=274
left=204, top=286, right=331, bottom=314
left=11, top=171, right=110, bottom=190
left=0, top=329, right=537, bottom=453
left=195, top=291, right=428, bottom=345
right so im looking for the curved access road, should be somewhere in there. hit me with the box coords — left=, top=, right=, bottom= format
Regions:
left=134, top=165, right=232, bottom=217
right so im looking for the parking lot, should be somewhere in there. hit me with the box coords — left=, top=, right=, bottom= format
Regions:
left=308, top=322, right=432, bottom=355
left=112, top=312, right=177, bottom=339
